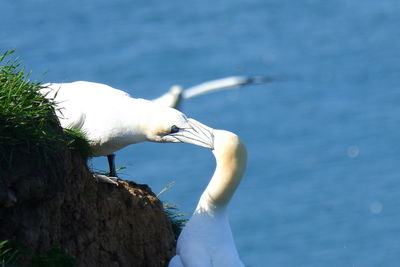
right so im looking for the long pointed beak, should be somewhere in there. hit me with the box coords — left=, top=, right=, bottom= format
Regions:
left=163, top=118, right=214, bottom=149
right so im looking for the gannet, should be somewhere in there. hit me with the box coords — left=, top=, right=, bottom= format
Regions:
left=153, top=76, right=272, bottom=109
left=40, top=81, right=214, bottom=179
left=169, top=129, right=247, bottom=267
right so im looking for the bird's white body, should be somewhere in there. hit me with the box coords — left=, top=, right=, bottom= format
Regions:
left=41, top=81, right=151, bottom=155
left=40, top=81, right=214, bottom=157
left=171, top=207, right=243, bottom=267
left=170, top=130, right=247, bottom=267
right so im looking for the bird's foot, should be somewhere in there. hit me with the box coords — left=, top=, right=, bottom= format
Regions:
left=94, top=174, right=119, bottom=186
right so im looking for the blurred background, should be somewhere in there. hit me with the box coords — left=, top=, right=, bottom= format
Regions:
left=1, top=0, right=400, bottom=266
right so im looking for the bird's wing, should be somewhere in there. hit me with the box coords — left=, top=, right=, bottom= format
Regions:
left=182, top=76, right=272, bottom=99
left=152, top=85, right=183, bottom=108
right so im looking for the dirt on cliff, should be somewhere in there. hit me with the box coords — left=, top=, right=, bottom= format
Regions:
left=0, top=143, right=176, bottom=267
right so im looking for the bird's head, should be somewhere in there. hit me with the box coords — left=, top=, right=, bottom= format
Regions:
left=144, top=105, right=214, bottom=149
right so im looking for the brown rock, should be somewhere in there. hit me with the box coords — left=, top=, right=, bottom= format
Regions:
left=0, top=144, right=176, bottom=267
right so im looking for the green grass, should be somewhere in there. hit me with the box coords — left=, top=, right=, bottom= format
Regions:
left=0, top=50, right=61, bottom=146
left=163, top=203, right=188, bottom=240
left=0, top=240, right=75, bottom=267
left=0, top=240, right=20, bottom=267
left=29, top=245, right=75, bottom=267
left=0, top=50, right=92, bottom=171
left=63, top=128, right=92, bottom=160
left=157, top=182, right=188, bottom=240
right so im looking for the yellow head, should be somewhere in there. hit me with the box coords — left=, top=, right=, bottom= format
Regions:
left=142, top=102, right=214, bottom=149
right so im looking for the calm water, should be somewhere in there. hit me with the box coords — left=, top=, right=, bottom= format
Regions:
left=2, top=0, right=400, bottom=266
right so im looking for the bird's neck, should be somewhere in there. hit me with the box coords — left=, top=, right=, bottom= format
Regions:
left=120, top=98, right=157, bottom=141
left=197, top=131, right=247, bottom=214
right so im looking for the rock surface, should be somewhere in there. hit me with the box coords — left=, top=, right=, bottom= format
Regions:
left=0, top=144, right=176, bottom=267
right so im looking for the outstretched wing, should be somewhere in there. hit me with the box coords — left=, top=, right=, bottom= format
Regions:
left=182, top=76, right=273, bottom=99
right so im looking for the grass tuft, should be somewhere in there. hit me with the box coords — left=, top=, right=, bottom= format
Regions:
left=163, top=203, right=188, bottom=240
left=63, top=128, right=92, bottom=160
left=158, top=182, right=188, bottom=240
left=0, top=240, right=21, bottom=266
left=0, top=240, right=75, bottom=267
left=29, top=245, right=75, bottom=267
left=0, top=50, right=92, bottom=170
left=0, top=50, right=61, bottom=147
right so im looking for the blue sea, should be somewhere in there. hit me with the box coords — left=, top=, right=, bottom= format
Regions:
left=2, top=0, right=400, bottom=266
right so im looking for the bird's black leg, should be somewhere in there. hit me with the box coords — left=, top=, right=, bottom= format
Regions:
left=107, top=153, right=117, bottom=177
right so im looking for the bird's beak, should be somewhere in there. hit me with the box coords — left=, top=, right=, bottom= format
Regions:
left=163, top=118, right=214, bottom=149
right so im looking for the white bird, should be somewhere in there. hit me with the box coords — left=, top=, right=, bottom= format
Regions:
left=40, top=81, right=214, bottom=179
left=169, top=129, right=247, bottom=267
left=153, top=76, right=273, bottom=109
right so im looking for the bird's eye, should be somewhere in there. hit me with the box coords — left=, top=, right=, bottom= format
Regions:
left=170, top=125, right=180, bottom=134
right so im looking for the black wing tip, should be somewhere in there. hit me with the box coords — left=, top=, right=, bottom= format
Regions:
left=244, top=76, right=276, bottom=84
left=245, top=74, right=303, bottom=84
